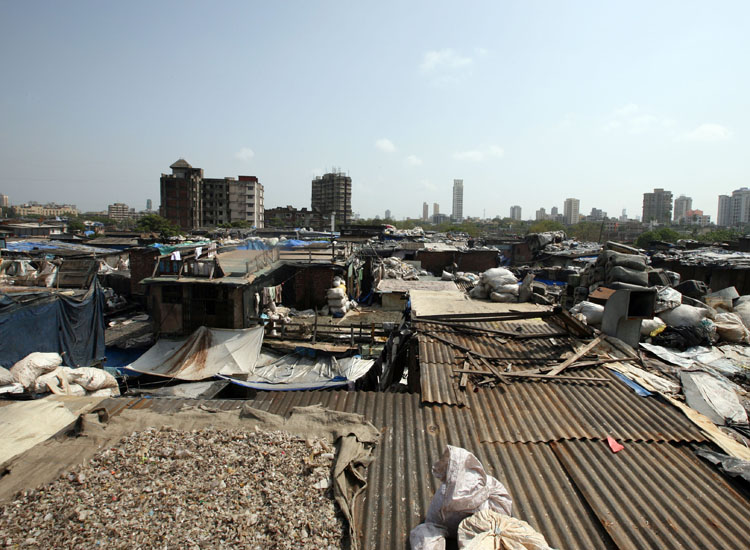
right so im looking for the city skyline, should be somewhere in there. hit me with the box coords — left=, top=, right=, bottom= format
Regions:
left=1, top=2, right=748, bottom=220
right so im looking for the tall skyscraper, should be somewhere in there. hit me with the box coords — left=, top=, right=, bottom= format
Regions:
left=422, top=202, right=429, bottom=221
left=510, top=205, right=522, bottom=221
left=0, top=194, right=9, bottom=208
left=311, top=171, right=352, bottom=227
left=673, top=195, right=692, bottom=223
left=642, top=188, right=673, bottom=224
left=535, top=207, right=546, bottom=221
left=146, top=199, right=152, bottom=211
left=563, top=198, right=580, bottom=225
left=452, top=179, right=464, bottom=222
left=717, top=195, right=732, bottom=227
left=385, top=209, right=391, bottom=219
left=550, top=206, right=559, bottom=216
left=433, top=203, right=439, bottom=216
left=729, top=188, right=750, bottom=227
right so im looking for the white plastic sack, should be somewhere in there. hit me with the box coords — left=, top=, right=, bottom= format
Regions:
left=640, top=317, right=666, bottom=336
left=490, top=292, right=517, bottom=303
left=326, top=287, right=346, bottom=300
left=441, top=271, right=456, bottom=281
left=328, top=297, right=348, bottom=308
left=457, top=510, right=554, bottom=550
left=10, top=352, right=63, bottom=390
left=660, top=304, right=709, bottom=327
left=713, top=313, right=750, bottom=344
left=33, top=367, right=72, bottom=394
left=0, top=366, right=13, bottom=386
left=569, top=301, right=604, bottom=326
left=67, top=367, right=118, bottom=391
left=732, top=300, right=750, bottom=331
left=410, top=523, right=448, bottom=550
left=425, top=446, right=512, bottom=534
left=680, top=371, right=748, bottom=425
left=655, top=287, right=682, bottom=314
left=88, top=387, right=121, bottom=397
left=481, top=268, right=517, bottom=291
left=495, top=284, right=519, bottom=296
left=469, top=285, right=489, bottom=300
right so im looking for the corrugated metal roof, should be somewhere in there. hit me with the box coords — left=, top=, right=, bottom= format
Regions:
left=96, top=392, right=741, bottom=550
left=552, top=440, right=750, bottom=550
left=466, top=369, right=704, bottom=443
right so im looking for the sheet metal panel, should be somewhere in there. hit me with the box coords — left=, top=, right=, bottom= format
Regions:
left=552, top=440, right=750, bottom=550
left=467, top=369, right=705, bottom=443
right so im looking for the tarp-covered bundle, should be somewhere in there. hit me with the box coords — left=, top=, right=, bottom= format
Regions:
left=0, top=282, right=105, bottom=368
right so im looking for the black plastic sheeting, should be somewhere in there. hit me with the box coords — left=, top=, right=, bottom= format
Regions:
left=0, top=282, right=105, bottom=368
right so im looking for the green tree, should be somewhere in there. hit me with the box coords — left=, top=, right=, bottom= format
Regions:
left=634, top=227, right=681, bottom=248
left=528, top=219, right=564, bottom=233
left=66, top=218, right=85, bottom=233
left=136, top=214, right=181, bottom=237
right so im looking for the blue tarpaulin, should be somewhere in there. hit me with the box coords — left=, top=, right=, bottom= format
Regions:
left=0, top=282, right=106, bottom=368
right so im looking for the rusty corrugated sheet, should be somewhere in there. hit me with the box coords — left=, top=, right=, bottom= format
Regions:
left=466, top=369, right=705, bottom=443
left=552, top=440, right=750, bottom=550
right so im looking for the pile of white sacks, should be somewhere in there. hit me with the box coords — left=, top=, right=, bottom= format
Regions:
left=0, top=352, right=120, bottom=397
left=326, top=276, right=358, bottom=316
left=468, top=268, right=520, bottom=303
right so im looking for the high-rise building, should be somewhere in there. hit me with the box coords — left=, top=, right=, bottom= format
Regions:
left=642, top=188, right=673, bottom=224
left=563, top=198, right=580, bottom=225
left=589, top=208, right=606, bottom=221
left=433, top=203, right=439, bottom=217
left=108, top=202, right=135, bottom=221
left=452, top=179, right=464, bottom=222
left=385, top=209, right=391, bottom=220
left=160, top=159, right=264, bottom=230
left=509, top=205, right=522, bottom=221
left=729, top=188, right=750, bottom=227
left=0, top=194, right=9, bottom=208
left=550, top=206, right=559, bottom=217
left=422, top=202, right=429, bottom=221
left=146, top=199, right=153, bottom=211
left=535, top=207, right=547, bottom=221
left=717, top=195, right=732, bottom=227
left=311, top=172, right=352, bottom=227
left=673, top=195, right=692, bottom=223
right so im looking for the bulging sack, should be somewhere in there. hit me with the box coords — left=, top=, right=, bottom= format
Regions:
left=481, top=268, right=517, bottom=291
left=605, top=265, right=648, bottom=286
left=660, top=304, right=709, bottom=327
left=457, top=510, right=555, bottom=550
left=425, top=446, right=512, bottom=534
left=10, top=352, right=63, bottom=390
left=569, top=301, right=604, bottom=325
left=490, top=292, right=517, bottom=303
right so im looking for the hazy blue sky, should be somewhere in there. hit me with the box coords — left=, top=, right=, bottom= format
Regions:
left=1, top=1, right=748, bottom=220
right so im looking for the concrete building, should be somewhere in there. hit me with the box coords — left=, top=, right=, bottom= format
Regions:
left=385, top=209, right=391, bottom=220
left=685, top=209, right=711, bottom=227
left=452, top=179, right=464, bottom=222
left=673, top=195, right=692, bottom=224
left=717, top=195, right=732, bottom=227
left=728, top=188, right=750, bottom=227
left=0, top=194, right=9, bottom=208
left=551, top=206, right=559, bottom=217
left=563, top=198, right=580, bottom=225
left=146, top=199, right=153, bottom=211
left=510, top=205, right=522, bottom=221
left=311, top=172, right=352, bottom=228
left=15, top=202, right=78, bottom=218
left=422, top=202, right=429, bottom=221
left=642, top=188, right=673, bottom=224
left=535, top=207, right=547, bottom=221
left=265, top=205, right=314, bottom=228
left=589, top=208, right=607, bottom=221
left=108, top=202, right=135, bottom=221
left=433, top=203, right=439, bottom=217
left=160, top=159, right=264, bottom=231
left=432, top=213, right=450, bottom=224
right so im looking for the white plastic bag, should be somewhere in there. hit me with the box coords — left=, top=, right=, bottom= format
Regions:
left=490, top=292, right=517, bottom=303
left=569, top=301, right=604, bottom=326
left=67, top=367, right=118, bottom=391
left=0, top=366, right=13, bottom=386
left=326, top=287, right=346, bottom=300
left=481, top=268, right=517, bottom=291
left=660, top=304, right=709, bottom=327
left=469, top=285, right=489, bottom=300
left=410, top=522, right=448, bottom=550
left=640, top=317, right=666, bottom=336
left=495, top=284, right=519, bottom=296
left=732, top=299, right=750, bottom=331
left=425, top=446, right=512, bottom=534
left=442, top=271, right=456, bottom=281
left=457, top=510, right=554, bottom=550
left=10, top=352, right=63, bottom=390
left=713, top=313, right=750, bottom=344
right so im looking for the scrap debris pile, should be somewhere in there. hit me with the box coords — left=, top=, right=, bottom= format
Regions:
left=0, top=352, right=119, bottom=397
left=0, top=427, right=344, bottom=550
left=374, top=257, right=429, bottom=281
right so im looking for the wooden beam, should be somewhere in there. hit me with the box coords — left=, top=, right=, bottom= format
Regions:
left=545, top=336, right=605, bottom=377
left=454, top=368, right=609, bottom=383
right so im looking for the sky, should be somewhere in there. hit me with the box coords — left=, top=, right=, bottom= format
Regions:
left=1, top=1, right=748, bottom=221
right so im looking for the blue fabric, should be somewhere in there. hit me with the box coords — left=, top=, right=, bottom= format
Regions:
left=611, top=370, right=653, bottom=397
left=0, top=282, right=106, bottom=367
left=104, top=346, right=149, bottom=368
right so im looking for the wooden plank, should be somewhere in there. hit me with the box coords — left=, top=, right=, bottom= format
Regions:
left=546, top=336, right=605, bottom=377
left=453, top=368, right=609, bottom=383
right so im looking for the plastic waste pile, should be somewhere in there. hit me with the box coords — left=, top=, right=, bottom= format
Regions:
left=326, top=276, right=357, bottom=317
left=0, top=352, right=119, bottom=397
left=377, top=257, right=429, bottom=281
left=467, top=268, right=520, bottom=303
left=410, top=446, right=554, bottom=550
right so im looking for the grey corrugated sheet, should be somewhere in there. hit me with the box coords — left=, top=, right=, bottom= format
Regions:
left=101, top=394, right=613, bottom=549
left=466, top=369, right=705, bottom=443
left=552, top=440, right=750, bottom=550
